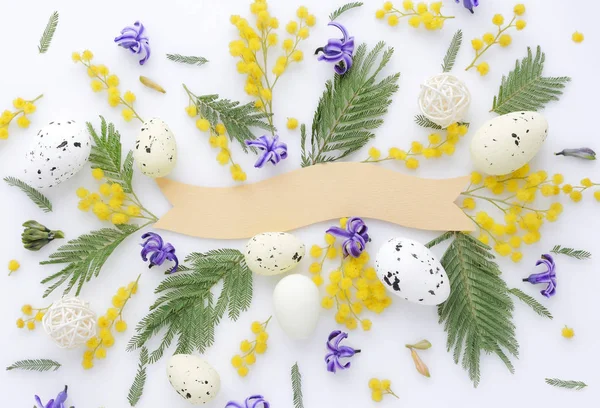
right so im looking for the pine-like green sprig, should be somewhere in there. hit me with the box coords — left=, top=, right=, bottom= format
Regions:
left=291, top=363, right=304, bottom=408
left=426, top=232, right=518, bottom=387
left=491, top=46, right=571, bottom=115
left=329, top=2, right=363, bottom=21
left=40, top=224, right=143, bottom=297
left=166, top=54, right=209, bottom=66
left=442, top=29, right=463, bottom=73
left=128, top=347, right=148, bottom=406
left=550, top=245, right=591, bottom=260
left=38, top=11, right=59, bottom=54
left=545, top=378, right=588, bottom=390
left=414, top=115, right=469, bottom=130
left=6, top=359, right=61, bottom=372
left=184, top=85, right=272, bottom=152
left=301, top=42, right=400, bottom=167
left=4, top=177, right=53, bottom=213
left=509, top=288, right=553, bottom=319
left=127, top=249, right=253, bottom=365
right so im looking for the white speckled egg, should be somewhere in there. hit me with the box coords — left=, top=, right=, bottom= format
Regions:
left=167, top=354, right=220, bottom=405
left=133, top=118, right=177, bottom=178
left=375, top=237, right=450, bottom=306
left=244, top=232, right=305, bottom=276
left=273, top=274, right=320, bottom=339
left=23, top=120, right=91, bottom=189
left=470, top=111, right=548, bottom=176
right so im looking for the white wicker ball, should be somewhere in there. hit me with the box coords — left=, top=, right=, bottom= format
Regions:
left=418, top=73, right=471, bottom=128
left=42, top=296, right=97, bottom=349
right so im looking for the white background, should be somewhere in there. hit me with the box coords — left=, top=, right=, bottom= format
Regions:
left=0, top=0, right=598, bottom=407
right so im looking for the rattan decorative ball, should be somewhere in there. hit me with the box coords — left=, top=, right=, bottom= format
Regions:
left=418, top=73, right=471, bottom=128
left=42, top=296, right=97, bottom=349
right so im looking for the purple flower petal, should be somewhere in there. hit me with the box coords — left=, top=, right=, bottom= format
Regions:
left=140, top=232, right=178, bottom=271
left=325, top=330, right=360, bottom=373
left=316, top=22, right=355, bottom=75
left=115, top=21, right=151, bottom=65
left=245, top=135, right=288, bottom=168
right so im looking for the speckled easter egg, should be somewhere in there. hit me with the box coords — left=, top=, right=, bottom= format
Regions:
left=167, top=354, right=220, bottom=405
left=273, top=274, right=320, bottom=339
left=470, top=111, right=548, bottom=176
left=23, top=120, right=91, bottom=189
left=244, top=232, right=305, bottom=276
left=375, top=237, right=450, bottom=306
left=133, top=118, right=177, bottom=178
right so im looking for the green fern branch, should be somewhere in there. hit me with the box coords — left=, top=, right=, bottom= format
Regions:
left=6, top=359, right=61, bottom=372
left=329, top=2, right=363, bottom=20
left=414, top=115, right=469, bottom=130
left=509, top=288, right=553, bottom=319
left=435, top=232, right=518, bottom=387
left=183, top=85, right=272, bottom=152
left=301, top=42, right=400, bottom=167
left=442, top=30, right=463, bottom=73
left=127, top=249, right=253, bottom=366
left=491, top=46, right=571, bottom=115
left=128, top=347, right=148, bottom=406
left=550, top=245, right=591, bottom=260
left=291, top=363, right=304, bottom=408
left=166, top=54, right=208, bottom=66
left=4, top=177, right=53, bottom=213
left=38, top=11, right=59, bottom=54
left=545, top=378, right=587, bottom=390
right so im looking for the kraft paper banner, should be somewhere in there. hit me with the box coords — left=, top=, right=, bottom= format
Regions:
left=154, top=162, right=474, bottom=240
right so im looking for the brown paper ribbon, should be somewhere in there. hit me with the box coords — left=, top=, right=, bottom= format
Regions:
left=154, top=162, right=474, bottom=239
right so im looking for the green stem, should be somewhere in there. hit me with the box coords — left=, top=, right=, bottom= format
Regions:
left=465, top=16, right=516, bottom=71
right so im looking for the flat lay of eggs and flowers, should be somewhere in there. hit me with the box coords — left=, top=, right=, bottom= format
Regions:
left=0, top=0, right=597, bottom=406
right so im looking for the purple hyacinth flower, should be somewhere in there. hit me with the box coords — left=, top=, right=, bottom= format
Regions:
left=245, top=135, right=288, bottom=168
left=114, top=21, right=151, bottom=65
left=315, top=22, right=355, bottom=75
left=326, top=217, right=369, bottom=258
left=555, top=148, right=597, bottom=160
left=225, top=395, right=270, bottom=408
left=455, top=0, right=480, bottom=13
left=140, top=232, right=179, bottom=273
left=35, top=385, right=70, bottom=408
left=523, top=254, right=557, bottom=298
left=325, top=330, right=361, bottom=373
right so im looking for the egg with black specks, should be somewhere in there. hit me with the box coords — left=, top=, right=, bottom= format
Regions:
left=133, top=118, right=177, bottom=178
left=244, top=232, right=305, bottom=276
left=167, top=354, right=220, bottom=405
left=375, top=237, right=450, bottom=306
left=23, top=120, right=91, bottom=189
left=470, top=111, right=548, bottom=176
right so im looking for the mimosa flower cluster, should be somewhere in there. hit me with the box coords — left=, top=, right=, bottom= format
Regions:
left=72, top=50, right=144, bottom=123
left=231, top=317, right=271, bottom=377
left=364, top=122, right=469, bottom=169
left=0, top=95, right=43, bottom=140
left=310, top=218, right=392, bottom=331
left=16, top=304, right=50, bottom=330
left=466, top=4, right=526, bottom=75
left=368, top=378, right=399, bottom=403
left=376, top=1, right=454, bottom=30
left=461, top=164, right=600, bottom=262
left=82, top=277, right=139, bottom=369
left=229, top=0, right=314, bottom=130
left=76, top=168, right=157, bottom=225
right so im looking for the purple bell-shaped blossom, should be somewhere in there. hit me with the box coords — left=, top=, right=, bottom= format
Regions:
left=315, top=22, right=355, bottom=75
left=245, top=135, right=288, bottom=168
left=523, top=254, right=556, bottom=298
left=325, top=330, right=361, bottom=373
left=34, top=385, right=71, bottom=408
left=114, top=21, right=151, bottom=65
left=326, top=217, right=369, bottom=258
left=140, top=232, right=178, bottom=273
left=455, top=0, right=480, bottom=13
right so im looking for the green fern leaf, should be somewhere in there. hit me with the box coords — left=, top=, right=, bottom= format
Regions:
left=425, top=231, right=455, bottom=249
left=291, top=363, right=304, bottom=408
left=301, top=42, right=400, bottom=166
left=6, top=359, right=61, bottom=372
left=329, top=2, right=363, bottom=20
left=128, top=347, right=148, bottom=406
left=491, top=46, right=571, bottom=115
left=166, top=54, right=208, bottom=66
left=550, top=245, right=591, bottom=260
left=509, top=288, right=553, bottom=319
left=4, top=177, right=53, bottom=213
left=40, top=224, right=142, bottom=297
left=414, top=114, right=443, bottom=130
left=127, top=249, right=253, bottom=364
left=184, top=85, right=272, bottom=151
left=38, top=11, right=59, bottom=54
left=545, top=378, right=587, bottom=390
left=436, top=232, right=518, bottom=387
left=442, top=29, right=463, bottom=73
